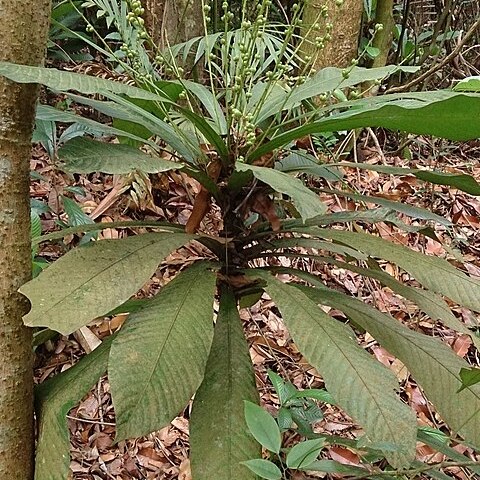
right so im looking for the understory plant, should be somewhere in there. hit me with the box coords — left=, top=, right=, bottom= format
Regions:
left=2, top=1, right=480, bottom=478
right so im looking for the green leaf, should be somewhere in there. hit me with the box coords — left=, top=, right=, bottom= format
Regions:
left=255, top=65, right=418, bottom=122
left=35, top=335, right=114, bottom=480
left=317, top=188, right=451, bottom=225
left=58, top=137, right=181, bottom=174
left=20, top=232, right=194, bottom=335
left=236, top=162, right=326, bottom=220
left=244, top=401, right=282, bottom=454
left=286, top=438, right=325, bottom=469
left=417, top=427, right=480, bottom=475
left=303, top=460, right=368, bottom=475
left=62, top=196, right=94, bottom=227
left=0, top=61, right=169, bottom=101
left=109, top=262, right=217, bottom=440
left=250, top=93, right=480, bottom=161
left=453, top=76, right=480, bottom=93
left=240, top=459, right=282, bottom=480
left=294, top=389, right=335, bottom=404
left=30, top=209, right=42, bottom=239
left=253, top=271, right=417, bottom=467
left=458, top=368, right=480, bottom=393
left=334, top=162, right=480, bottom=196
left=297, top=282, right=480, bottom=450
left=267, top=370, right=297, bottom=404
left=190, top=286, right=260, bottom=480
left=312, top=229, right=480, bottom=312
left=36, top=105, right=157, bottom=147
left=276, top=152, right=343, bottom=181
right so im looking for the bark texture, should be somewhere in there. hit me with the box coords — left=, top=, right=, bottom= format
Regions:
left=0, top=1, right=51, bottom=478
left=144, top=0, right=204, bottom=49
left=302, top=0, right=363, bottom=71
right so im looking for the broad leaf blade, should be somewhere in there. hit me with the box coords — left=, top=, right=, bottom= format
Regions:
left=299, top=282, right=480, bottom=449
left=109, top=262, right=217, bottom=440
left=244, top=401, right=282, bottom=454
left=190, top=287, right=260, bottom=480
left=35, top=335, right=113, bottom=480
left=313, top=229, right=480, bottom=312
left=250, top=93, right=480, bottom=161
left=0, top=62, right=169, bottom=101
left=334, top=162, right=480, bottom=196
left=241, top=459, right=282, bottom=480
left=20, top=232, right=194, bottom=334
left=286, top=438, right=325, bottom=469
left=254, top=271, right=417, bottom=467
left=58, top=137, right=181, bottom=174
left=236, top=163, right=326, bottom=220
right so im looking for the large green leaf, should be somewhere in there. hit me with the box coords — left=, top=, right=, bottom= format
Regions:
left=36, top=105, right=159, bottom=148
left=254, top=65, right=418, bottom=122
left=0, top=61, right=169, bottom=101
left=310, top=229, right=480, bottom=312
left=252, top=271, right=417, bottom=467
left=20, top=232, right=194, bottom=335
left=190, top=287, right=260, bottom=480
left=316, top=188, right=451, bottom=225
left=35, top=335, right=113, bottom=480
left=333, top=162, right=480, bottom=196
left=58, top=137, right=181, bottom=174
left=298, top=282, right=480, bottom=449
left=288, top=259, right=479, bottom=348
left=236, top=163, right=326, bottom=220
left=250, top=93, right=480, bottom=161
left=109, top=262, right=217, bottom=440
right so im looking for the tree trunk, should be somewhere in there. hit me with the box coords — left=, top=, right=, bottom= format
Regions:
left=0, top=1, right=51, bottom=478
left=371, top=0, right=394, bottom=68
left=144, top=0, right=204, bottom=49
left=301, top=0, right=363, bottom=71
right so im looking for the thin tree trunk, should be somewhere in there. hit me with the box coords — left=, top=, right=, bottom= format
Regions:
left=0, top=1, right=51, bottom=478
left=371, top=0, right=394, bottom=68
left=144, top=0, right=204, bottom=49
left=301, top=0, right=363, bottom=71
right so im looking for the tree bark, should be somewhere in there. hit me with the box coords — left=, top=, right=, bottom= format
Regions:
left=144, top=0, right=204, bottom=49
left=0, top=1, right=51, bottom=478
left=301, top=0, right=363, bottom=71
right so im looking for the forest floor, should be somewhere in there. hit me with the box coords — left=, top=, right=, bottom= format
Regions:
left=31, top=120, right=480, bottom=479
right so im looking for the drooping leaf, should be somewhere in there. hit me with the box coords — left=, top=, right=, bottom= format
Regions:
left=58, top=137, right=181, bottom=174
left=334, top=162, right=480, bottom=196
left=35, top=335, right=114, bottom=480
left=303, top=460, right=368, bottom=475
left=190, top=286, right=260, bottom=480
left=254, top=65, right=419, bottom=122
left=20, top=232, right=194, bottom=334
left=286, top=438, right=325, bottom=469
left=310, top=229, right=480, bottom=312
left=297, top=282, right=480, bottom=449
left=250, top=93, right=480, bottom=161
left=276, top=152, right=343, bottom=181
left=61, top=196, right=95, bottom=227
left=417, top=427, right=480, bottom=475
left=458, top=368, right=480, bottom=393
left=270, top=258, right=479, bottom=348
left=0, top=61, right=170, bottom=101
left=240, top=459, right=282, bottom=480
left=253, top=271, right=417, bottom=467
left=109, top=262, right=217, bottom=440
left=316, top=188, right=451, bottom=225
left=244, top=401, right=282, bottom=454
left=236, top=162, right=326, bottom=220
